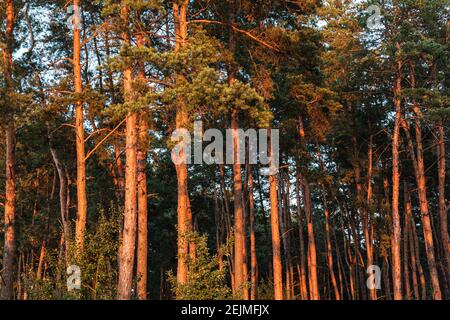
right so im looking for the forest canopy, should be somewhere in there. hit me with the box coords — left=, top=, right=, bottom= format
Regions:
left=0, top=0, right=449, bottom=301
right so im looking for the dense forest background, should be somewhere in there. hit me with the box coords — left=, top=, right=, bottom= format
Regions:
left=0, top=0, right=448, bottom=300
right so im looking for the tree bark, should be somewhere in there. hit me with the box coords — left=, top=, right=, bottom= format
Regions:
left=231, top=108, right=245, bottom=297
left=73, top=0, right=87, bottom=254
left=409, top=63, right=442, bottom=299
left=404, top=183, right=417, bottom=299
left=295, top=174, right=308, bottom=300
left=437, top=123, right=450, bottom=284
left=269, top=168, right=283, bottom=300
left=297, top=116, right=319, bottom=300
left=117, top=2, right=138, bottom=300
left=391, top=55, right=403, bottom=300
left=136, top=32, right=149, bottom=300
left=1, top=0, right=16, bottom=301
left=173, top=0, right=191, bottom=287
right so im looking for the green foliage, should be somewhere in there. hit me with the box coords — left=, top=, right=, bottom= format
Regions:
left=19, top=206, right=121, bottom=300
left=168, top=233, right=232, bottom=300
left=75, top=206, right=121, bottom=300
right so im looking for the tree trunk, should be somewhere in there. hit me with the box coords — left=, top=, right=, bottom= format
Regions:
left=282, top=171, right=294, bottom=299
left=404, top=183, right=417, bottom=299
left=366, top=136, right=377, bottom=300
left=248, top=165, right=258, bottom=300
left=136, top=32, right=149, bottom=300
left=322, top=189, right=340, bottom=300
left=36, top=241, right=46, bottom=281
left=391, top=56, right=403, bottom=300
left=295, top=174, right=308, bottom=300
left=1, top=0, right=16, bottom=301
left=117, top=2, right=138, bottom=300
left=173, top=0, right=191, bottom=287
left=269, top=169, right=283, bottom=300
left=298, top=116, right=319, bottom=300
left=73, top=0, right=87, bottom=254
left=403, top=190, right=412, bottom=299
left=409, top=63, right=442, bottom=299
left=227, top=0, right=246, bottom=298
left=410, top=211, right=427, bottom=300
left=437, top=123, right=450, bottom=284
left=49, top=132, right=71, bottom=263
left=231, top=108, right=245, bottom=297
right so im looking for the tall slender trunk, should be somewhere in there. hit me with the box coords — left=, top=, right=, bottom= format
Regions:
left=269, top=161, right=283, bottom=299
left=231, top=108, right=245, bottom=297
left=437, top=123, right=450, bottom=284
left=318, top=152, right=340, bottom=300
left=322, top=189, right=340, bottom=299
left=295, top=174, right=308, bottom=300
left=48, top=131, right=71, bottom=263
left=226, top=1, right=246, bottom=298
left=298, top=117, right=319, bottom=300
left=281, top=171, right=294, bottom=299
left=36, top=241, right=47, bottom=281
left=391, top=55, right=403, bottom=300
left=73, top=0, right=87, bottom=254
left=213, top=185, right=224, bottom=271
left=366, top=136, right=377, bottom=300
left=117, top=2, right=138, bottom=300
left=173, top=0, right=191, bottom=286
left=248, top=165, right=258, bottom=300
left=219, top=165, right=234, bottom=291
left=404, top=182, right=419, bottom=300
left=136, top=32, right=149, bottom=300
left=411, top=214, right=427, bottom=300
left=406, top=184, right=420, bottom=299
left=220, top=165, right=232, bottom=240
left=403, top=185, right=411, bottom=299
left=277, top=176, right=288, bottom=298
left=1, top=0, right=16, bottom=301
left=333, top=227, right=345, bottom=299
left=409, top=63, right=442, bottom=299
left=342, top=217, right=356, bottom=300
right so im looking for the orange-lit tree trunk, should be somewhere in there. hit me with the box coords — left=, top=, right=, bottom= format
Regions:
left=403, top=183, right=412, bottom=299
left=437, top=122, right=450, bottom=283
left=391, top=56, right=403, bottom=300
left=173, top=0, right=190, bottom=286
left=404, top=184, right=420, bottom=299
left=269, top=144, right=283, bottom=300
left=36, top=241, right=46, bottom=281
left=136, top=31, right=148, bottom=300
left=295, top=174, right=308, bottom=300
left=227, top=1, right=245, bottom=298
left=117, top=2, right=138, bottom=300
left=242, top=164, right=250, bottom=300
left=231, top=108, right=245, bottom=297
left=1, top=0, right=16, bottom=300
left=409, top=63, right=442, bottom=299
left=73, top=0, right=87, bottom=254
left=298, top=117, right=319, bottom=300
